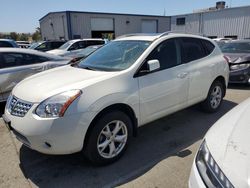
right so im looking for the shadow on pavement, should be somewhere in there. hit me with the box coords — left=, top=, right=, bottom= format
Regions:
left=0, top=102, right=6, bottom=117
left=19, top=100, right=237, bottom=188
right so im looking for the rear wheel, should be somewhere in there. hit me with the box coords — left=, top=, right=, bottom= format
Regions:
left=84, top=111, right=132, bottom=165
left=201, top=81, right=224, bottom=113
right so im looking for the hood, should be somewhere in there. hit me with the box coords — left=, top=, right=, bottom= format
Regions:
left=47, top=49, right=66, bottom=55
left=205, top=98, right=250, bottom=187
left=224, top=53, right=250, bottom=64
left=12, top=65, right=118, bottom=103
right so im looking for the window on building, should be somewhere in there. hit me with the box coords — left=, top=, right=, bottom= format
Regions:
left=224, top=35, right=238, bottom=40
left=176, top=17, right=186, bottom=25
left=207, top=36, right=217, bottom=39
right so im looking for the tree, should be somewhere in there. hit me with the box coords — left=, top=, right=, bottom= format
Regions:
left=32, top=27, right=42, bottom=41
left=10, top=32, right=19, bottom=41
left=19, top=33, right=29, bottom=41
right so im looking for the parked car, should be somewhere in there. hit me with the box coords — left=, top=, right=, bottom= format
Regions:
left=16, top=41, right=31, bottom=49
left=189, top=97, right=250, bottom=188
left=64, top=45, right=103, bottom=62
left=0, top=39, right=19, bottom=48
left=221, top=40, right=250, bottom=85
left=29, top=41, right=66, bottom=52
left=2, top=33, right=229, bottom=165
left=0, top=48, right=71, bottom=102
left=47, top=39, right=105, bottom=56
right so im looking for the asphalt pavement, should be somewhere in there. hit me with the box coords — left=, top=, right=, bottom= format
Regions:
left=0, top=85, right=249, bottom=188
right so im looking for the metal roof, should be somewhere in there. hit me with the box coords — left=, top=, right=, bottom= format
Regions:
left=39, top=10, right=170, bottom=21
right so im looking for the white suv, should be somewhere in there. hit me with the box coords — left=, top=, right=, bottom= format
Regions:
left=3, top=33, right=229, bottom=165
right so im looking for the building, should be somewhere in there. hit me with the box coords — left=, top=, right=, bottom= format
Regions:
left=39, top=11, right=171, bottom=40
left=40, top=3, right=250, bottom=41
left=171, top=4, right=250, bottom=39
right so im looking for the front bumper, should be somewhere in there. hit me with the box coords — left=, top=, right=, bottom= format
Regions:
left=3, top=104, right=96, bottom=155
left=229, top=68, right=250, bottom=84
left=189, top=161, right=206, bottom=188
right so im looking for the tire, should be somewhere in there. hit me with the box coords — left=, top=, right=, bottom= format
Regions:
left=200, top=80, right=225, bottom=113
left=84, top=111, right=133, bottom=165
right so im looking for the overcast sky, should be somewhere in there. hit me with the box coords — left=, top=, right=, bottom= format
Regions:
left=0, top=0, right=249, bottom=33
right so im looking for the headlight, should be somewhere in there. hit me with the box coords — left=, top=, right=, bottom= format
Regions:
left=230, top=63, right=250, bottom=71
left=196, top=141, right=234, bottom=188
left=36, top=90, right=82, bottom=118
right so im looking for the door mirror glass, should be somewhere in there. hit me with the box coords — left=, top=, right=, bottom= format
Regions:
left=147, top=59, right=160, bottom=72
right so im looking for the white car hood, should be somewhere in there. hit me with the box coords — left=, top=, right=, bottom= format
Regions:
left=47, top=49, right=66, bottom=55
left=205, top=98, right=250, bottom=187
left=12, top=65, right=118, bottom=103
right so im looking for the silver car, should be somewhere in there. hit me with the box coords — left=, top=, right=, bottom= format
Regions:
left=0, top=48, right=71, bottom=102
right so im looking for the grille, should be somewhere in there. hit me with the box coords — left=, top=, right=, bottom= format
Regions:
left=8, top=96, right=32, bottom=117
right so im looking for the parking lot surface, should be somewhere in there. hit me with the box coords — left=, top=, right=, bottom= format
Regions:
left=0, top=85, right=249, bottom=188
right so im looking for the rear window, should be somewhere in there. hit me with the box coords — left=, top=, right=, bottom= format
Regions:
left=201, top=40, right=215, bottom=55
left=180, top=38, right=207, bottom=63
left=0, top=41, right=13, bottom=47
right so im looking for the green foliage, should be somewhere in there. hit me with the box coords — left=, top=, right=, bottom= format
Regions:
left=0, top=27, right=41, bottom=42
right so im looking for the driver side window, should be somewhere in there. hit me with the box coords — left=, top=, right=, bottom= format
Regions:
left=147, top=39, right=180, bottom=71
left=68, top=42, right=79, bottom=51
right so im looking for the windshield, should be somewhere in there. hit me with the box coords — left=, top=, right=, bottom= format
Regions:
left=77, top=46, right=100, bottom=56
left=29, top=42, right=42, bottom=49
left=221, top=42, right=250, bottom=53
left=59, top=41, right=74, bottom=50
left=76, top=40, right=151, bottom=71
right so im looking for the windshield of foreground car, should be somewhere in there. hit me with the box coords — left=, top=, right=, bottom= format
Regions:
left=221, top=42, right=250, bottom=53
left=76, top=40, right=151, bottom=71
left=59, top=41, right=74, bottom=50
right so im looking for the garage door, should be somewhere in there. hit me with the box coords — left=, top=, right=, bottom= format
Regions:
left=91, top=18, right=114, bottom=31
left=141, top=20, right=158, bottom=33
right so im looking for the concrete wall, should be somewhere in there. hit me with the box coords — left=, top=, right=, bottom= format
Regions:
left=40, top=12, right=171, bottom=40
left=171, top=6, right=250, bottom=39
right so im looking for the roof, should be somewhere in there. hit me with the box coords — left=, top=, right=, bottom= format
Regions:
left=0, top=48, right=67, bottom=60
left=171, top=5, right=250, bottom=17
left=115, top=32, right=210, bottom=41
left=39, top=10, right=170, bottom=21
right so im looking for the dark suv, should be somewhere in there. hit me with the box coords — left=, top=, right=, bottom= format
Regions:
left=0, top=39, right=19, bottom=48
left=29, top=41, right=66, bottom=52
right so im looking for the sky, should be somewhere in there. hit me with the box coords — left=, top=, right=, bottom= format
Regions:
left=0, top=0, right=250, bottom=33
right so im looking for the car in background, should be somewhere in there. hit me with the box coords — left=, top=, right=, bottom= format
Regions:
left=47, top=39, right=105, bottom=56
left=0, top=48, right=71, bottom=102
left=2, top=33, right=229, bottom=165
left=0, top=39, right=19, bottom=48
left=64, top=45, right=103, bottom=62
left=189, top=97, right=250, bottom=188
left=16, top=41, right=31, bottom=49
left=29, top=40, right=66, bottom=52
left=221, top=40, right=250, bottom=85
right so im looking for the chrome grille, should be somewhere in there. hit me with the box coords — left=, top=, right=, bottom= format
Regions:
left=8, top=96, right=32, bottom=117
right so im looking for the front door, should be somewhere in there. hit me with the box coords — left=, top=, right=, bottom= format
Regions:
left=137, top=39, right=189, bottom=125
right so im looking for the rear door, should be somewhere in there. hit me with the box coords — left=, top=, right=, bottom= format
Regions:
left=179, top=37, right=215, bottom=105
left=0, top=52, right=48, bottom=100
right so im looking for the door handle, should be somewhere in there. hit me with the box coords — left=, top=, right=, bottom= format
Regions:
left=177, top=72, right=188, bottom=79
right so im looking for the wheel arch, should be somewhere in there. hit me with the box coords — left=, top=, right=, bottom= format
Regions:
left=82, top=103, right=138, bottom=150
left=213, top=75, right=227, bottom=97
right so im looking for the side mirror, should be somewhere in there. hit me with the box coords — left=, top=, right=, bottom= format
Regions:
left=147, top=60, right=160, bottom=72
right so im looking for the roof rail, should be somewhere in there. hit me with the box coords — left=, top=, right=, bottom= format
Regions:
left=116, top=31, right=206, bottom=40
left=116, top=33, right=160, bottom=39
left=157, top=31, right=205, bottom=39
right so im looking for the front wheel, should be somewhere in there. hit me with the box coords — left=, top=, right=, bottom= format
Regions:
left=200, top=81, right=225, bottom=113
left=84, top=111, right=132, bottom=165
